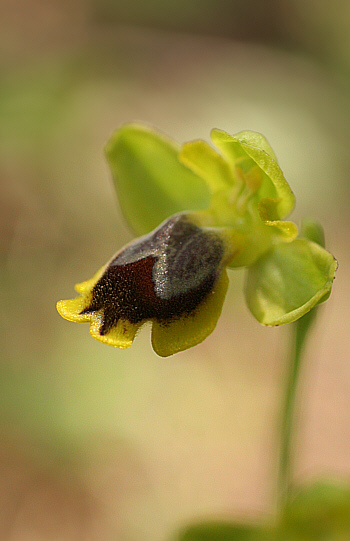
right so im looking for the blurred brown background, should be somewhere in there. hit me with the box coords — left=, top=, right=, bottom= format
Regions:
left=1, top=1, right=350, bottom=540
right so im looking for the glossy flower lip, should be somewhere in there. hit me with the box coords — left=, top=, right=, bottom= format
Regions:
left=57, top=213, right=237, bottom=357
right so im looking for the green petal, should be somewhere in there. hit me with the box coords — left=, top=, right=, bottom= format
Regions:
left=105, top=123, right=210, bottom=235
left=244, top=239, right=337, bottom=326
left=179, top=139, right=234, bottom=192
left=151, top=269, right=229, bottom=357
left=211, top=129, right=295, bottom=219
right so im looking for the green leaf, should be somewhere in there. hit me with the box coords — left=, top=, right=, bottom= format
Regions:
left=279, top=481, right=350, bottom=539
left=175, top=483, right=350, bottom=541
left=176, top=521, right=273, bottom=541
left=211, top=129, right=295, bottom=219
left=105, top=123, right=210, bottom=235
left=244, top=238, right=337, bottom=326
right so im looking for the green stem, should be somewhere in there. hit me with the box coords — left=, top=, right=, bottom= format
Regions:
left=277, top=219, right=327, bottom=508
left=277, top=308, right=317, bottom=506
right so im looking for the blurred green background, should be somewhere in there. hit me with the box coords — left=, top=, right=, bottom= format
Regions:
left=1, top=1, right=350, bottom=539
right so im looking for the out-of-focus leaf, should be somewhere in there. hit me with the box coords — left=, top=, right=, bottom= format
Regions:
left=176, top=521, right=273, bottom=541
left=279, top=481, right=350, bottom=540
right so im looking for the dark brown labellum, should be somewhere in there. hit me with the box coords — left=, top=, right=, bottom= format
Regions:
left=81, top=215, right=224, bottom=335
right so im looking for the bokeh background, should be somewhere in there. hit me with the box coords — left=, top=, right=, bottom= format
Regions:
left=1, top=1, right=350, bottom=539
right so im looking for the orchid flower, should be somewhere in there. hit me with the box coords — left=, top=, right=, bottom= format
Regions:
left=57, top=124, right=337, bottom=356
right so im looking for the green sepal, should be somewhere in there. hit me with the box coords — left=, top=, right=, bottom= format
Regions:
left=300, top=218, right=326, bottom=247
left=211, top=129, right=295, bottom=219
left=105, top=123, right=210, bottom=235
left=244, top=238, right=337, bottom=326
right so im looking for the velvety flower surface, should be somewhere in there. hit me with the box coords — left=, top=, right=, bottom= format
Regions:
left=57, top=213, right=236, bottom=356
left=57, top=124, right=337, bottom=356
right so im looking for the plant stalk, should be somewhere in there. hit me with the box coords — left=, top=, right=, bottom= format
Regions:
left=277, top=308, right=316, bottom=506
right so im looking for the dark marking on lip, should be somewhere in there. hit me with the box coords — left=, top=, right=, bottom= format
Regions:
left=80, top=215, right=225, bottom=335
left=81, top=255, right=218, bottom=335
